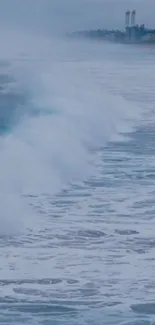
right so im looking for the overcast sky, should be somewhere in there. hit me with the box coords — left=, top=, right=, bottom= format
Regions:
left=0, top=0, right=154, bottom=35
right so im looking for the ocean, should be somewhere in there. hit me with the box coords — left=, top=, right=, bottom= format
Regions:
left=0, top=29, right=155, bottom=325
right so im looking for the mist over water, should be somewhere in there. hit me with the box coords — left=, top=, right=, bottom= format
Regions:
left=0, top=1, right=155, bottom=325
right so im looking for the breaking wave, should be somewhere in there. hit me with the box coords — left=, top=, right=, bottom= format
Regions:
left=0, top=30, right=141, bottom=234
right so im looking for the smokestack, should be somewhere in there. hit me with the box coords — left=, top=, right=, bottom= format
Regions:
left=131, top=10, right=136, bottom=26
left=125, top=10, right=130, bottom=27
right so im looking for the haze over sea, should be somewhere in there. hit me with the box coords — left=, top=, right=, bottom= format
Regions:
left=0, top=0, right=155, bottom=324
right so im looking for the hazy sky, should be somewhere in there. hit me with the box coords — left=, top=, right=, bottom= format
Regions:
left=0, top=0, right=154, bottom=35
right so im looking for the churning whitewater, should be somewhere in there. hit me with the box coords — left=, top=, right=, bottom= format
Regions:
left=0, top=14, right=155, bottom=325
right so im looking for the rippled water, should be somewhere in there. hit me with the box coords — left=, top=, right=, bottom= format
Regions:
left=0, top=35, right=155, bottom=325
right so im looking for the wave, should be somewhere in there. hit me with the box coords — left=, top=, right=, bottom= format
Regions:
left=0, top=31, right=141, bottom=235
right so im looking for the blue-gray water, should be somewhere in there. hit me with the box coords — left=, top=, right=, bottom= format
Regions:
left=0, top=34, right=155, bottom=325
